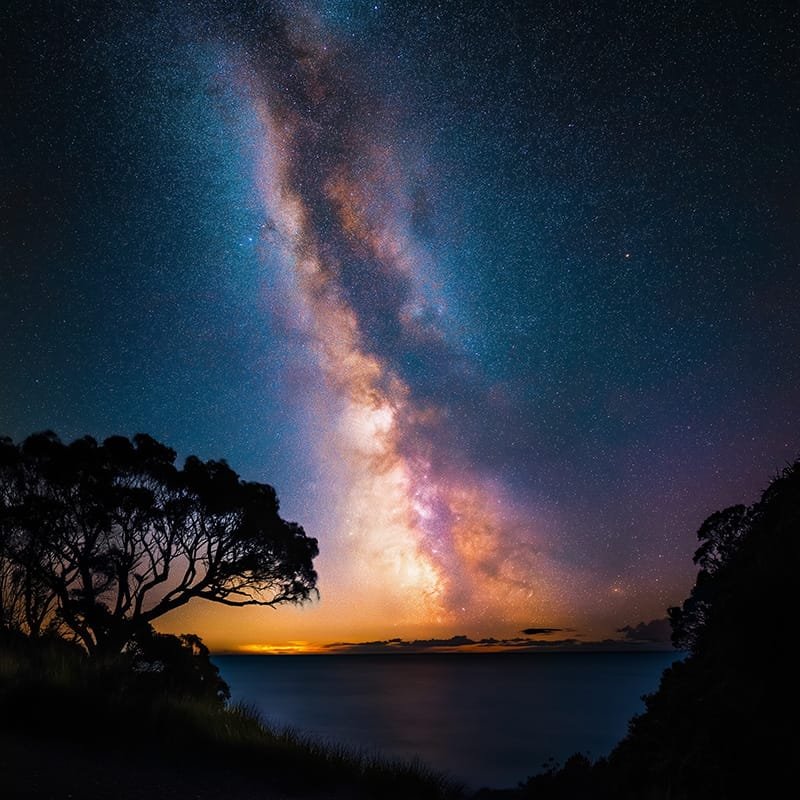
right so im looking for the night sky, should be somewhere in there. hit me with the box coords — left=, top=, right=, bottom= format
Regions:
left=3, top=0, right=799, bottom=651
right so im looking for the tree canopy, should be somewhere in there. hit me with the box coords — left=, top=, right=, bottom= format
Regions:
left=667, top=465, right=798, bottom=656
left=517, top=459, right=800, bottom=799
left=0, top=432, right=318, bottom=655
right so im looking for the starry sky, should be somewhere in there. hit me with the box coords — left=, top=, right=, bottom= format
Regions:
left=3, top=0, right=799, bottom=652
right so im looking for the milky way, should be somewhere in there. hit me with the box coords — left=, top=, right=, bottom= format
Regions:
left=229, top=6, right=574, bottom=635
left=3, top=1, right=798, bottom=649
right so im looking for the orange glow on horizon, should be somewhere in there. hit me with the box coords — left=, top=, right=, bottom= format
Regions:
left=149, top=15, right=681, bottom=654
left=237, top=641, right=322, bottom=655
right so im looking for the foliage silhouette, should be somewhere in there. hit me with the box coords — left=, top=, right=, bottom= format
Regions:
left=124, top=624, right=231, bottom=704
left=507, top=459, right=800, bottom=799
left=0, top=431, right=318, bottom=656
left=667, top=503, right=750, bottom=652
left=0, top=433, right=465, bottom=799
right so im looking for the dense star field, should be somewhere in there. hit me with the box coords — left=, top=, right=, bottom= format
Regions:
left=2, top=1, right=798, bottom=651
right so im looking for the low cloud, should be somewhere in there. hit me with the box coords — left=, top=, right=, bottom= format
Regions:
left=324, top=633, right=585, bottom=654
left=324, top=635, right=477, bottom=654
left=488, top=638, right=581, bottom=649
left=617, top=618, right=673, bottom=644
left=520, top=626, right=565, bottom=636
left=320, top=621, right=676, bottom=655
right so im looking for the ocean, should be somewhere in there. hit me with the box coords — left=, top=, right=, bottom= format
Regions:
left=214, top=651, right=680, bottom=789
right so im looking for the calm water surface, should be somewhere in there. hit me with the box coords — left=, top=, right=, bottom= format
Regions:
left=215, top=652, right=680, bottom=789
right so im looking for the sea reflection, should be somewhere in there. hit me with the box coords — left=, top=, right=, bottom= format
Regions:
left=215, top=652, right=680, bottom=789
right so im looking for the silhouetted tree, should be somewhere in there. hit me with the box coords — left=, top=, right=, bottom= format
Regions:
left=668, top=503, right=750, bottom=652
left=0, top=436, right=59, bottom=636
left=607, top=461, right=800, bottom=798
left=0, top=432, right=318, bottom=656
left=512, top=460, right=800, bottom=800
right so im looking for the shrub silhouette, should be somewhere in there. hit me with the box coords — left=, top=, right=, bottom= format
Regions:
left=124, top=625, right=231, bottom=704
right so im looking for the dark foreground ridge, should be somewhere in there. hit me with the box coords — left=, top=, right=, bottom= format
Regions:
left=479, top=459, right=800, bottom=799
left=0, top=432, right=458, bottom=799
left=2, top=442, right=799, bottom=798
left=0, top=629, right=462, bottom=800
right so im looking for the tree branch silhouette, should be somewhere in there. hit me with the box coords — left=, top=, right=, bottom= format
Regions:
left=0, top=432, right=318, bottom=655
